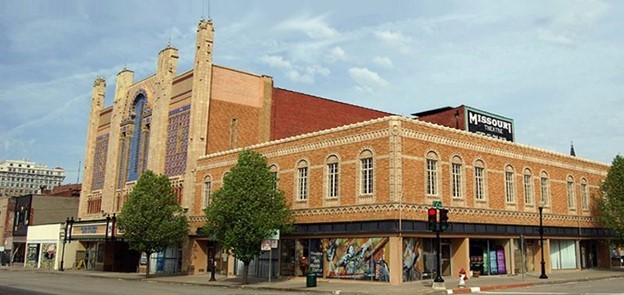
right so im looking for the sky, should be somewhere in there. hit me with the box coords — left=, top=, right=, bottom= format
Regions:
left=1, top=0, right=623, bottom=184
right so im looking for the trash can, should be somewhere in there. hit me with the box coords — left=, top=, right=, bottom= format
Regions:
left=306, top=273, right=317, bottom=287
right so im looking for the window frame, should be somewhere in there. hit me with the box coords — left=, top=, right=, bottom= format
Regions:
left=296, top=160, right=309, bottom=201
left=474, top=160, right=486, bottom=201
left=326, top=155, right=340, bottom=199
left=523, top=168, right=533, bottom=206
left=505, top=165, right=516, bottom=204
left=451, top=156, right=463, bottom=199
left=425, top=151, right=439, bottom=197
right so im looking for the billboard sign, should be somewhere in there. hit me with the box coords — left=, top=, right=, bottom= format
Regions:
left=466, top=107, right=514, bottom=142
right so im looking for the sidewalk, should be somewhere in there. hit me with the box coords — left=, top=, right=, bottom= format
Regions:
left=2, top=265, right=624, bottom=295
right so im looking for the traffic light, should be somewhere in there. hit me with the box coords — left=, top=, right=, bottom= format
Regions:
left=439, top=209, right=449, bottom=232
left=427, top=208, right=437, bottom=231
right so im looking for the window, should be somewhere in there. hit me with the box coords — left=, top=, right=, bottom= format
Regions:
left=581, top=179, right=588, bottom=210
left=297, top=160, right=308, bottom=200
left=203, top=176, right=212, bottom=207
left=567, top=176, right=575, bottom=209
left=451, top=156, right=463, bottom=199
left=360, top=150, right=374, bottom=195
left=269, top=165, right=279, bottom=190
left=505, top=165, right=515, bottom=203
left=326, top=156, right=339, bottom=198
left=540, top=171, right=550, bottom=206
left=426, top=152, right=439, bottom=196
left=523, top=168, right=533, bottom=205
left=474, top=160, right=486, bottom=201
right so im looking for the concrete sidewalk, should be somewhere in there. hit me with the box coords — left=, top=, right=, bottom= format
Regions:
left=2, top=265, right=624, bottom=295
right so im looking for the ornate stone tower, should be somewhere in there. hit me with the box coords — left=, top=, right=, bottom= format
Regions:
left=78, top=77, right=106, bottom=218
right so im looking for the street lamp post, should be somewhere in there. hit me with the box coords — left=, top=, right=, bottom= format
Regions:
left=60, top=217, right=70, bottom=271
left=538, top=202, right=548, bottom=279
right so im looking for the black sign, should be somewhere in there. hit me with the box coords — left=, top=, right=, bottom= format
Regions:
left=466, top=109, right=514, bottom=142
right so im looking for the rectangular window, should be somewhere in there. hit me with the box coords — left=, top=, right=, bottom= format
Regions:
left=452, top=163, right=462, bottom=198
left=505, top=172, right=515, bottom=203
left=327, top=162, right=339, bottom=198
left=361, top=158, right=373, bottom=195
left=524, top=175, right=533, bottom=205
left=581, top=183, right=588, bottom=210
left=540, top=177, right=549, bottom=205
left=475, top=167, right=484, bottom=200
left=426, top=159, right=437, bottom=196
left=567, top=181, right=575, bottom=208
left=298, top=167, right=308, bottom=200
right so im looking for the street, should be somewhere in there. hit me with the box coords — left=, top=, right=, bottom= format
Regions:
left=0, top=272, right=302, bottom=295
left=482, top=277, right=624, bottom=294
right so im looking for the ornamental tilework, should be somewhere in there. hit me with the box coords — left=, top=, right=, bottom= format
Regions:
left=165, top=105, right=190, bottom=176
left=91, top=133, right=109, bottom=190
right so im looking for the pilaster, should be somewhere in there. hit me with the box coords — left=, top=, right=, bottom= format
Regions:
left=258, top=75, right=273, bottom=143
left=389, top=236, right=401, bottom=285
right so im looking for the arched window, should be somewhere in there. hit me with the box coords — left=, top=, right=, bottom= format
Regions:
left=523, top=168, right=533, bottom=205
left=505, top=165, right=515, bottom=203
left=359, top=150, right=374, bottom=195
left=269, top=165, right=279, bottom=190
left=127, top=94, right=149, bottom=181
left=296, top=160, right=309, bottom=200
left=426, top=151, right=439, bottom=196
left=326, top=155, right=340, bottom=198
left=451, top=156, right=463, bottom=199
left=474, top=160, right=486, bottom=201
left=540, top=171, right=550, bottom=206
left=581, top=178, right=588, bottom=210
left=567, top=175, right=575, bottom=209
left=203, top=176, right=212, bottom=208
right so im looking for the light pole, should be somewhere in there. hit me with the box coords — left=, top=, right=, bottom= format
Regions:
left=60, top=217, right=71, bottom=271
left=538, top=202, right=548, bottom=279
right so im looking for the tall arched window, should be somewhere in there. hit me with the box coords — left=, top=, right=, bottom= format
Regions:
left=203, top=176, right=212, bottom=208
left=505, top=165, right=515, bottom=203
left=451, top=156, right=463, bottom=199
left=326, top=155, right=340, bottom=198
left=269, top=165, right=279, bottom=190
left=359, top=150, right=374, bottom=195
left=296, top=160, right=309, bottom=201
left=523, top=168, right=533, bottom=205
left=567, top=175, right=575, bottom=209
left=474, top=160, right=486, bottom=201
left=127, top=94, right=149, bottom=181
left=581, top=178, right=589, bottom=210
left=540, top=171, right=550, bottom=206
left=425, top=151, right=439, bottom=197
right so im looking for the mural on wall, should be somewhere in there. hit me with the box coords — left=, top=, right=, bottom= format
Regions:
left=403, top=238, right=423, bottom=281
left=40, top=243, right=56, bottom=270
left=324, top=237, right=390, bottom=281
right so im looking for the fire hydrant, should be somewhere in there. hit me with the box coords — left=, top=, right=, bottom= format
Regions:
left=458, top=268, right=468, bottom=288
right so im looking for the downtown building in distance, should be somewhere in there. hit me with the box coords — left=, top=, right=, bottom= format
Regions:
left=73, top=19, right=611, bottom=284
left=0, top=159, right=65, bottom=198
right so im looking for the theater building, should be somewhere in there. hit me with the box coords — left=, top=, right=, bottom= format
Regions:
left=76, top=19, right=611, bottom=282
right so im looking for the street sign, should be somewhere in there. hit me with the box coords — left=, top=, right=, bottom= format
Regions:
left=432, top=200, right=442, bottom=208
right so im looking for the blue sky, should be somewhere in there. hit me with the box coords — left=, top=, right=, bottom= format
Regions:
left=1, top=0, right=623, bottom=184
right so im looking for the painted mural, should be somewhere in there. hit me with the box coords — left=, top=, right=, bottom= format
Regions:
left=403, top=238, right=423, bottom=281
left=324, top=237, right=390, bottom=281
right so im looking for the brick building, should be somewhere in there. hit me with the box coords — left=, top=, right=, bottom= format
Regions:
left=76, top=19, right=610, bottom=283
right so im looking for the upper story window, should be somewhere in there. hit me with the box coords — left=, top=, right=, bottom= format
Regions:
left=203, top=176, right=212, bottom=208
left=505, top=165, right=515, bottom=203
left=523, top=168, right=533, bottom=205
left=297, top=160, right=309, bottom=201
left=426, top=151, right=439, bottom=197
left=474, top=160, right=486, bottom=201
left=581, top=178, right=589, bottom=210
left=326, top=155, right=340, bottom=198
left=359, top=150, right=374, bottom=195
left=269, top=165, right=279, bottom=190
left=540, top=171, right=550, bottom=206
left=567, top=175, right=575, bottom=209
left=451, top=156, right=463, bottom=199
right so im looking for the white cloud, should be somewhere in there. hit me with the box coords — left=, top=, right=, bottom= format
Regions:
left=537, top=29, right=574, bottom=45
left=373, top=56, right=393, bottom=69
left=329, top=46, right=346, bottom=62
left=374, top=30, right=411, bottom=45
left=260, top=55, right=293, bottom=70
left=348, top=67, right=388, bottom=93
left=259, top=55, right=328, bottom=84
left=277, top=14, right=340, bottom=39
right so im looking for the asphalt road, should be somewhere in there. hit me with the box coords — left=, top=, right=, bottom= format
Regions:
left=0, top=271, right=301, bottom=295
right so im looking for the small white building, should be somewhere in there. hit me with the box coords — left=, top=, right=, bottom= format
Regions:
left=25, top=223, right=77, bottom=270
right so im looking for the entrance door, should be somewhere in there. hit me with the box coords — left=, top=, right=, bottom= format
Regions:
left=441, top=243, right=451, bottom=276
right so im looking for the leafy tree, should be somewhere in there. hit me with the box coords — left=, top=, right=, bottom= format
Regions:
left=204, top=149, right=294, bottom=284
left=117, top=170, right=189, bottom=278
left=596, top=155, right=624, bottom=244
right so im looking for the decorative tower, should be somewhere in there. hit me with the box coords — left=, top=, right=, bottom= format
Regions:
left=182, top=18, right=215, bottom=210
left=78, top=77, right=106, bottom=219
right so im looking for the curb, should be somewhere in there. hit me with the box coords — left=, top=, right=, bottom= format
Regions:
left=447, top=282, right=533, bottom=294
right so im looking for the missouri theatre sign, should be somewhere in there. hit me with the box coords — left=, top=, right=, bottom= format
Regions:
left=466, top=107, right=514, bottom=142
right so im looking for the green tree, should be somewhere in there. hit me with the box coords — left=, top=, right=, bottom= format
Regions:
left=204, top=149, right=294, bottom=284
left=596, top=155, right=624, bottom=244
left=117, top=170, right=189, bottom=278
